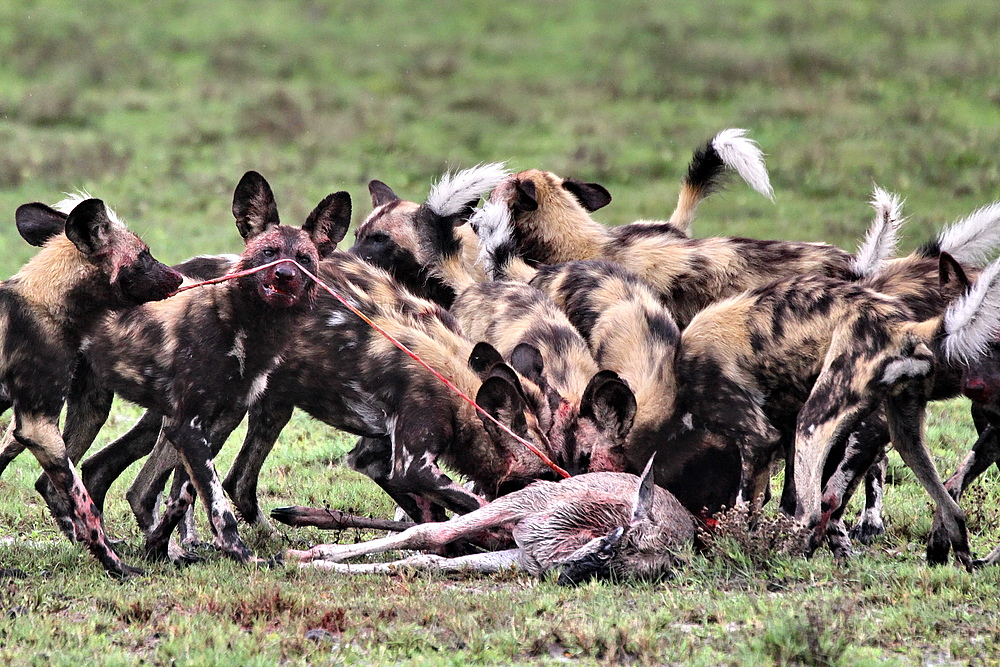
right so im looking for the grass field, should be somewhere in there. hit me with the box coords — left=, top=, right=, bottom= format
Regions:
left=2, top=1, right=1000, bottom=664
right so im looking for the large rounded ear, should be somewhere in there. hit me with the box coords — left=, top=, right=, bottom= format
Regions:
left=15, top=202, right=68, bottom=247
left=475, top=370, right=530, bottom=444
left=304, top=191, right=352, bottom=257
left=232, top=171, right=280, bottom=241
left=64, top=198, right=114, bottom=256
left=509, top=343, right=547, bottom=391
left=939, top=252, right=971, bottom=293
left=580, top=370, right=637, bottom=443
left=469, top=341, right=506, bottom=380
left=369, top=180, right=400, bottom=208
left=512, top=179, right=538, bottom=213
left=562, top=179, right=612, bottom=212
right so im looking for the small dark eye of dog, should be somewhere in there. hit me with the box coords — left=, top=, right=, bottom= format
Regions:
left=368, top=232, right=390, bottom=244
left=297, top=254, right=312, bottom=266
left=263, top=247, right=276, bottom=258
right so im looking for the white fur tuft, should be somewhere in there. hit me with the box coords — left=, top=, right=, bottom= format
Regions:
left=937, top=201, right=1000, bottom=267
left=53, top=190, right=125, bottom=227
left=425, top=163, right=509, bottom=218
left=711, top=128, right=774, bottom=201
left=852, top=186, right=906, bottom=277
left=471, top=200, right=515, bottom=271
left=944, top=257, right=1000, bottom=363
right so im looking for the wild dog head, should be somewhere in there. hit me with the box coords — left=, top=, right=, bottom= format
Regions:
left=486, top=169, right=612, bottom=265
left=14, top=197, right=183, bottom=311
left=350, top=165, right=508, bottom=305
left=472, top=341, right=637, bottom=483
left=231, top=171, right=350, bottom=309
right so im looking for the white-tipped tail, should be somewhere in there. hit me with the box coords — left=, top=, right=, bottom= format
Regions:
left=425, top=163, right=510, bottom=218
left=944, top=257, right=1000, bottom=363
left=937, top=201, right=1000, bottom=267
left=852, top=186, right=906, bottom=277
left=53, top=190, right=125, bottom=226
left=472, top=200, right=516, bottom=271
left=712, top=128, right=774, bottom=201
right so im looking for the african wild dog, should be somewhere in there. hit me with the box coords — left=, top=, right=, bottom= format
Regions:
left=793, top=199, right=1000, bottom=557
left=470, top=188, right=911, bottom=520
left=61, top=172, right=343, bottom=565
left=529, top=258, right=742, bottom=518
left=286, top=457, right=695, bottom=586
left=79, top=235, right=573, bottom=536
left=0, top=196, right=182, bottom=577
left=402, top=166, right=639, bottom=477
left=350, top=164, right=509, bottom=307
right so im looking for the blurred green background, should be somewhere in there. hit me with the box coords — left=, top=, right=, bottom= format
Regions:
left=4, top=3, right=1000, bottom=664
left=2, top=0, right=999, bottom=276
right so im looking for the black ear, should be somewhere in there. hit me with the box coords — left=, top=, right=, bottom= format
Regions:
left=232, top=171, right=280, bottom=241
left=580, top=371, right=637, bottom=442
left=15, top=202, right=68, bottom=247
left=64, top=199, right=114, bottom=256
left=562, top=179, right=612, bottom=212
left=475, top=372, right=529, bottom=443
left=469, top=342, right=506, bottom=380
left=939, top=252, right=971, bottom=292
left=513, top=179, right=539, bottom=213
left=304, top=191, right=352, bottom=257
left=369, top=180, right=400, bottom=208
left=509, top=343, right=547, bottom=391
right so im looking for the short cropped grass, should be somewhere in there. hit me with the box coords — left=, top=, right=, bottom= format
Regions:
left=2, top=1, right=1000, bottom=664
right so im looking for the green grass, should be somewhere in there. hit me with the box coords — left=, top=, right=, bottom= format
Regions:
left=3, top=0, right=1000, bottom=664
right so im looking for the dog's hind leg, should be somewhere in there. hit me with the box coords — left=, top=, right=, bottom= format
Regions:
left=82, top=409, right=164, bottom=512
left=16, top=413, right=142, bottom=578
left=223, top=398, right=294, bottom=532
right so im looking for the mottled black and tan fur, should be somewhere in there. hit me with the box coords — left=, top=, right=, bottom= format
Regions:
left=66, top=172, right=342, bottom=566
left=350, top=164, right=508, bottom=306
left=0, top=196, right=182, bottom=577
left=408, top=170, right=638, bottom=476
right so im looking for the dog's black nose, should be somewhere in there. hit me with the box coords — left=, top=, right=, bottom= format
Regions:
left=274, top=263, right=297, bottom=282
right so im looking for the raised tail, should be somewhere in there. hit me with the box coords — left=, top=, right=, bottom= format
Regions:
left=471, top=200, right=538, bottom=282
left=420, top=163, right=510, bottom=290
left=668, top=128, right=774, bottom=233
left=920, top=201, right=1000, bottom=267
left=943, top=256, right=1000, bottom=364
left=852, top=186, right=906, bottom=278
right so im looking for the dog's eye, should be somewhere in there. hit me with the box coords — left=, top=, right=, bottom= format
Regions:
left=262, top=248, right=276, bottom=258
left=297, top=254, right=312, bottom=266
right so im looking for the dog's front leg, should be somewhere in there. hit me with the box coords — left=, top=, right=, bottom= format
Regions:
left=886, top=384, right=970, bottom=569
left=160, top=417, right=262, bottom=566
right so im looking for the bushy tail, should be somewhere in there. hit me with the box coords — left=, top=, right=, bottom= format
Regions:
left=943, top=257, right=1000, bottom=363
left=420, top=163, right=509, bottom=290
left=852, top=186, right=906, bottom=278
left=471, top=200, right=537, bottom=283
left=668, top=128, right=774, bottom=233
left=425, top=163, right=509, bottom=218
left=922, top=201, right=1000, bottom=267
left=53, top=190, right=125, bottom=227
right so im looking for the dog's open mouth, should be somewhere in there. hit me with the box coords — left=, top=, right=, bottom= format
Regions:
left=260, top=282, right=300, bottom=307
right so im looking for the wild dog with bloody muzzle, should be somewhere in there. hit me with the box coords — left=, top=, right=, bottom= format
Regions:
left=0, top=197, right=182, bottom=577
left=69, top=172, right=341, bottom=565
